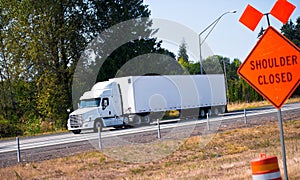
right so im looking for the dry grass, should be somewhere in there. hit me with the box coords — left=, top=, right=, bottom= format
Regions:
left=1, top=118, right=300, bottom=179
left=227, top=97, right=300, bottom=111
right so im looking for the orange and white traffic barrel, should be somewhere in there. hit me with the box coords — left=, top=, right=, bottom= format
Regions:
left=250, top=153, right=282, bottom=180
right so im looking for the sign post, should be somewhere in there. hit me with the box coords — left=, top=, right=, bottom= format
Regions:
left=277, top=109, right=288, bottom=179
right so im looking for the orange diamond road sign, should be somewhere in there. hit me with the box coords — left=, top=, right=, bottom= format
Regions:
left=239, top=4, right=264, bottom=31
left=270, top=0, right=296, bottom=24
left=238, top=26, right=300, bottom=109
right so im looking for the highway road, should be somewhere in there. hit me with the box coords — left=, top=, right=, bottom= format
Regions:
left=0, top=103, right=299, bottom=167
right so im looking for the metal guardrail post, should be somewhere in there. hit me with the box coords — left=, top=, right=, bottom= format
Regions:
left=98, top=125, right=102, bottom=150
left=16, top=137, right=21, bottom=163
left=244, top=108, right=247, bottom=124
left=207, top=113, right=210, bottom=130
left=157, top=119, right=161, bottom=139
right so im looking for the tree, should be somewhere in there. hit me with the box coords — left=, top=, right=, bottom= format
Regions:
left=72, top=0, right=174, bottom=105
left=186, top=62, right=200, bottom=75
left=0, top=0, right=168, bottom=135
left=281, top=17, right=300, bottom=96
left=202, top=55, right=228, bottom=74
left=281, top=18, right=300, bottom=47
left=177, top=39, right=189, bottom=63
left=257, top=27, right=265, bottom=38
left=227, top=58, right=241, bottom=81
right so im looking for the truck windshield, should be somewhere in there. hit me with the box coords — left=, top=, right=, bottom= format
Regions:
left=79, top=98, right=101, bottom=108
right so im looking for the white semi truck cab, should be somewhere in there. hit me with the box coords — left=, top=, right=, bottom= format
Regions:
left=68, top=80, right=127, bottom=134
left=67, top=75, right=227, bottom=134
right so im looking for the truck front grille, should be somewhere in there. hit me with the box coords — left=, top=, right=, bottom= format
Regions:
left=69, top=115, right=83, bottom=128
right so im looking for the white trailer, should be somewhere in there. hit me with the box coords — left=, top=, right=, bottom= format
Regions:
left=67, top=75, right=226, bottom=134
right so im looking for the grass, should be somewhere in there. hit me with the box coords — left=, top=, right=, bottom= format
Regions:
left=0, top=117, right=299, bottom=179
left=227, top=97, right=300, bottom=111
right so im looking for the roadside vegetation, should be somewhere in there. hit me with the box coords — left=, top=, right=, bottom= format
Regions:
left=1, top=118, right=299, bottom=179
left=227, top=96, right=300, bottom=111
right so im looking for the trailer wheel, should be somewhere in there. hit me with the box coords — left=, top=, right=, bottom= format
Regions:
left=214, top=108, right=219, bottom=115
left=71, top=130, right=81, bottom=134
left=143, top=115, right=151, bottom=125
left=94, top=119, right=103, bottom=132
left=207, top=109, right=212, bottom=116
left=221, top=106, right=226, bottom=113
left=200, top=109, right=205, bottom=117
left=133, top=115, right=142, bottom=126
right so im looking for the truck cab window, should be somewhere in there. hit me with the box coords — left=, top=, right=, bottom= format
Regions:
left=102, top=98, right=109, bottom=110
left=79, top=98, right=101, bottom=108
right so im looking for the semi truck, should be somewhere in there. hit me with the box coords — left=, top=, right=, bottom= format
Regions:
left=67, top=75, right=227, bottom=134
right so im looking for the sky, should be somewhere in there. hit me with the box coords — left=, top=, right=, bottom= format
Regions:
left=143, top=0, right=300, bottom=62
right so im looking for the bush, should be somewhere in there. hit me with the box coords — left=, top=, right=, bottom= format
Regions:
left=0, top=119, right=23, bottom=138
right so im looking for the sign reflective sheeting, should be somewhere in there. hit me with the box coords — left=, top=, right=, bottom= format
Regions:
left=238, top=26, right=300, bottom=109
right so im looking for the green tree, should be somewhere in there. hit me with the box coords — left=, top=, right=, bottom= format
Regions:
left=186, top=62, right=200, bottom=75
left=281, top=17, right=300, bottom=96
left=202, top=55, right=228, bottom=74
left=227, top=58, right=241, bottom=81
left=0, top=0, right=168, bottom=135
left=281, top=18, right=300, bottom=47
left=11, top=0, right=87, bottom=129
left=257, top=27, right=265, bottom=38
left=177, top=39, right=189, bottom=63
left=79, top=0, right=174, bottom=83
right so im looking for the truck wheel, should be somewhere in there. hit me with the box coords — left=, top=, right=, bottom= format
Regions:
left=94, top=119, right=103, bottom=132
left=123, top=116, right=132, bottom=128
left=123, top=116, right=129, bottom=125
left=71, top=130, right=81, bottom=134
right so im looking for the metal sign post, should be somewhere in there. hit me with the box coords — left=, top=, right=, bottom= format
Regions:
left=277, top=109, right=288, bottom=180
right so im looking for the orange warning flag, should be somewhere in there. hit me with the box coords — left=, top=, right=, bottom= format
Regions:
left=270, top=0, right=296, bottom=24
left=239, top=4, right=264, bottom=31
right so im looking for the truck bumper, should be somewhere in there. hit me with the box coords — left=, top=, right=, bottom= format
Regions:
left=67, top=119, right=94, bottom=131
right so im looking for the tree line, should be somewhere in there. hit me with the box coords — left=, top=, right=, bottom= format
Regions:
left=0, top=0, right=299, bottom=137
left=177, top=17, right=300, bottom=104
